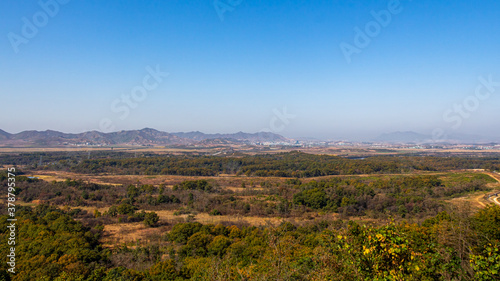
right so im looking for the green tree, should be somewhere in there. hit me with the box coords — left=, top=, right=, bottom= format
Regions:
left=471, top=243, right=500, bottom=280
left=144, top=212, right=159, bottom=227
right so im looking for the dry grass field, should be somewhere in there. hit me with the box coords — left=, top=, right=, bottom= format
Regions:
left=99, top=210, right=340, bottom=247
left=29, top=169, right=450, bottom=190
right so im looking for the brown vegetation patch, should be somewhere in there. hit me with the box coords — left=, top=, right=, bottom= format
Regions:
left=102, top=222, right=168, bottom=246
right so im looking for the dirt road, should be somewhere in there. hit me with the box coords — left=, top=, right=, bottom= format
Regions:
left=484, top=172, right=500, bottom=206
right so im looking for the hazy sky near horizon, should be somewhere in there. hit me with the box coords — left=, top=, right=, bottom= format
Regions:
left=1, top=0, right=499, bottom=140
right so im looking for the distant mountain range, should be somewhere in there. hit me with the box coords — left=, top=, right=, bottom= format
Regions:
left=172, top=131, right=287, bottom=142
left=1, top=128, right=496, bottom=148
left=373, top=131, right=497, bottom=144
left=374, top=131, right=431, bottom=143
left=0, top=128, right=288, bottom=147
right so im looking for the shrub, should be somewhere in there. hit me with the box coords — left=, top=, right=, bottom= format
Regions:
left=209, top=209, right=222, bottom=216
left=169, top=222, right=203, bottom=244
left=144, top=212, right=160, bottom=227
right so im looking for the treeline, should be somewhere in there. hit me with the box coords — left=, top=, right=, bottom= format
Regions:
left=0, top=151, right=137, bottom=166
left=1, top=204, right=499, bottom=280
left=12, top=151, right=500, bottom=177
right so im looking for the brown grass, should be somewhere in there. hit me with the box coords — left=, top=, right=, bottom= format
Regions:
left=141, top=209, right=285, bottom=227
left=98, top=210, right=338, bottom=247
left=102, top=222, right=168, bottom=246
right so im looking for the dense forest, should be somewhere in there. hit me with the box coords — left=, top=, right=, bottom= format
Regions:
left=1, top=204, right=499, bottom=280
left=2, top=151, right=500, bottom=177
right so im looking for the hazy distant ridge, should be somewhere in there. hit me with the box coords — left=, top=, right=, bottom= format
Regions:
left=0, top=128, right=288, bottom=147
left=373, top=131, right=496, bottom=144
left=374, top=131, right=430, bottom=143
left=172, top=131, right=287, bottom=142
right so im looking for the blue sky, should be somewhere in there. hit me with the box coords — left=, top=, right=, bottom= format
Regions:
left=1, top=0, right=499, bottom=140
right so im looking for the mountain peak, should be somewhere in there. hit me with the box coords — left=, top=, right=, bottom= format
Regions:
left=140, top=127, right=159, bottom=132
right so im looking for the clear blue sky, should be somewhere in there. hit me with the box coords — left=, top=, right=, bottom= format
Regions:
left=1, top=0, right=499, bottom=140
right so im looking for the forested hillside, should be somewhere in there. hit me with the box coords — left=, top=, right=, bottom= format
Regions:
left=1, top=153, right=499, bottom=280
left=1, top=204, right=499, bottom=280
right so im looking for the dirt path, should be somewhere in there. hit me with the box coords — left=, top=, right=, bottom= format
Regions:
left=483, top=172, right=500, bottom=206
left=485, top=172, right=500, bottom=183
left=449, top=171, right=500, bottom=209
left=474, top=194, right=487, bottom=208
left=493, top=196, right=500, bottom=206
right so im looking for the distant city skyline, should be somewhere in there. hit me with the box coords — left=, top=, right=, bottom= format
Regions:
left=1, top=1, right=499, bottom=140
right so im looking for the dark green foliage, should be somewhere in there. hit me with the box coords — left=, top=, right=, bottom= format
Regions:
left=293, top=187, right=328, bottom=209
left=285, top=178, right=302, bottom=186
left=144, top=212, right=159, bottom=227
left=209, top=209, right=222, bottom=216
left=473, top=205, right=500, bottom=243
left=180, top=232, right=214, bottom=257
left=0, top=205, right=106, bottom=280
left=169, top=222, right=203, bottom=244
left=291, top=175, right=490, bottom=218
left=157, top=194, right=181, bottom=204
left=208, top=235, right=232, bottom=257
left=173, top=179, right=215, bottom=192
left=116, top=203, right=137, bottom=215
